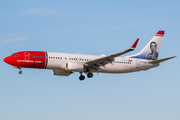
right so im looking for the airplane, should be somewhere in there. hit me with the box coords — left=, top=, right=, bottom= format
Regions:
left=3, top=30, right=176, bottom=80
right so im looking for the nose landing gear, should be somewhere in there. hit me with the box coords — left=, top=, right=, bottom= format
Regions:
left=13, top=66, right=22, bottom=74
left=19, top=70, right=23, bottom=74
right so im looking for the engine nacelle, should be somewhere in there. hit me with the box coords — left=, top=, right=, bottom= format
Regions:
left=65, top=62, right=84, bottom=72
left=53, top=70, right=72, bottom=76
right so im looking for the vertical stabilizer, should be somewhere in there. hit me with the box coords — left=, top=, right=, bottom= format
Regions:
left=127, top=30, right=165, bottom=60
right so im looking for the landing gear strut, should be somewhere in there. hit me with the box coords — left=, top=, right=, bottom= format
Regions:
left=87, top=73, right=93, bottom=78
left=79, top=72, right=85, bottom=81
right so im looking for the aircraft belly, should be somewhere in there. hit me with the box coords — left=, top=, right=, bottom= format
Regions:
left=97, top=63, right=137, bottom=73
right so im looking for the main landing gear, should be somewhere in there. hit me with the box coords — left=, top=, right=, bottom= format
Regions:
left=79, top=72, right=93, bottom=81
left=79, top=75, right=85, bottom=80
left=79, top=72, right=85, bottom=80
left=87, top=72, right=93, bottom=78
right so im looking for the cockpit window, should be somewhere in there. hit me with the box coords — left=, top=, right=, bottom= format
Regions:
left=11, top=54, right=19, bottom=57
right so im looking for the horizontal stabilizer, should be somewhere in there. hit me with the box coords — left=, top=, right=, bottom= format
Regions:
left=149, top=56, right=176, bottom=64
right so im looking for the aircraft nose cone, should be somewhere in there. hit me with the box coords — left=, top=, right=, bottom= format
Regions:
left=3, top=56, right=11, bottom=64
left=3, top=57, right=8, bottom=63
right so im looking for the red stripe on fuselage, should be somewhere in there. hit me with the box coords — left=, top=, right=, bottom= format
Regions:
left=4, top=51, right=47, bottom=69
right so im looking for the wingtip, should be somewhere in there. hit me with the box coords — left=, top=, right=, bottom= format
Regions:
left=169, top=56, right=177, bottom=59
left=131, top=38, right=139, bottom=49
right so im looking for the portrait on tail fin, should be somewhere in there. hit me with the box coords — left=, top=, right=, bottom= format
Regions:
left=147, top=42, right=158, bottom=60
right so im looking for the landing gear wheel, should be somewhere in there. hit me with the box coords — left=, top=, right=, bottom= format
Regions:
left=79, top=75, right=85, bottom=81
left=87, top=73, right=93, bottom=78
left=19, top=71, right=23, bottom=74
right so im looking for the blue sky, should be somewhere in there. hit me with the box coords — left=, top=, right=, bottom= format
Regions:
left=0, top=0, right=180, bottom=120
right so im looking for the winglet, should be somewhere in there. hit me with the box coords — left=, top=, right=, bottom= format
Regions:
left=129, top=38, right=139, bottom=51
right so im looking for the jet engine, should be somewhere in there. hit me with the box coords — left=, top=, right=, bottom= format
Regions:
left=65, top=62, right=84, bottom=72
left=53, top=70, right=72, bottom=76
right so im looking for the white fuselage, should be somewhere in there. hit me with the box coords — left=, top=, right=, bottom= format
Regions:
left=46, top=52, right=159, bottom=73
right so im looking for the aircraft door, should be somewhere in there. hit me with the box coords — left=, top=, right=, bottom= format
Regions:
left=24, top=52, right=30, bottom=61
left=136, top=60, right=140, bottom=69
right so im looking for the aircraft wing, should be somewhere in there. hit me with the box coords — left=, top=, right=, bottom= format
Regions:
left=149, top=56, right=176, bottom=64
left=83, top=38, right=139, bottom=70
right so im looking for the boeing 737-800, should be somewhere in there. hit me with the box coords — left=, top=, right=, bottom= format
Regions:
left=3, top=30, right=176, bottom=80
